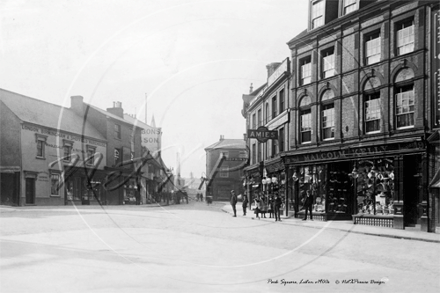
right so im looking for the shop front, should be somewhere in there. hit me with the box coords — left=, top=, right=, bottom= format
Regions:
left=283, top=140, right=427, bottom=229
left=243, top=163, right=262, bottom=204
left=64, top=166, right=106, bottom=205
left=264, top=157, right=286, bottom=214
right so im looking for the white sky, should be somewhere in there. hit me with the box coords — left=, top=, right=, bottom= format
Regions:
left=0, top=0, right=309, bottom=178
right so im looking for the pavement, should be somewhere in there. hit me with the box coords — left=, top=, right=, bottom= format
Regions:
left=222, top=203, right=440, bottom=243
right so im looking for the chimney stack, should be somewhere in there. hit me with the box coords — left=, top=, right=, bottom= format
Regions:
left=219, top=135, right=224, bottom=141
left=249, top=83, right=253, bottom=94
left=107, top=101, right=124, bottom=118
left=266, top=62, right=281, bottom=79
left=70, top=95, right=84, bottom=113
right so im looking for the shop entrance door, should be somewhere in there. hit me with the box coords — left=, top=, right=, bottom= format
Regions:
left=1, top=173, right=18, bottom=206
left=403, top=156, right=419, bottom=227
left=25, top=178, right=35, bottom=204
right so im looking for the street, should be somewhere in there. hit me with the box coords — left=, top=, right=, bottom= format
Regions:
left=1, top=201, right=439, bottom=293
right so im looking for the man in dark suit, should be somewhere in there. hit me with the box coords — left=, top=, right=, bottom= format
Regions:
left=230, top=190, right=238, bottom=217
left=303, top=190, right=313, bottom=221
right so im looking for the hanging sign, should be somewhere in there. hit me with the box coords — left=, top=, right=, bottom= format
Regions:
left=247, top=126, right=278, bottom=143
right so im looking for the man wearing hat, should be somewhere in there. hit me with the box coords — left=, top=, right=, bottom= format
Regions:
left=230, top=190, right=238, bottom=217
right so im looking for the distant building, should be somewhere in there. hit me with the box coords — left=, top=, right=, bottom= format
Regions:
left=205, top=136, right=247, bottom=201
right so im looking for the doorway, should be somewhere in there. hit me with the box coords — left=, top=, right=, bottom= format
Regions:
left=25, top=178, right=35, bottom=204
left=403, top=155, right=419, bottom=227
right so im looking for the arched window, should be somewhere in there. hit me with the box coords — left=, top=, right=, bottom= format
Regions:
left=395, top=69, right=415, bottom=129
left=363, top=77, right=381, bottom=133
left=299, top=96, right=312, bottom=143
left=321, top=90, right=335, bottom=140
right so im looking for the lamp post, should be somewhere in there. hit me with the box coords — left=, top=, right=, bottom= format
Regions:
left=368, top=166, right=377, bottom=215
left=350, top=166, right=359, bottom=214
left=292, top=171, right=299, bottom=217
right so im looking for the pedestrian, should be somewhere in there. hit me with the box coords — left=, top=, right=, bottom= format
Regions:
left=242, top=194, right=248, bottom=216
left=253, top=196, right=261, bottom=219
left=200, top=193, right=203, bottom=202
left=303, top=190, right=313, bottom=221
left=274, top=193, right=282, bottom=221
left=230, top=190, right=237, bottom=217
left=268, top=195, right=274, bottom=218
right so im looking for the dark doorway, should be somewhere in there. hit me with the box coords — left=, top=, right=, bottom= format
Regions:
left=1, top=173, right=19, bottom=206
left=25, top=178, right=35, bottom=204
left=403, top=155, right=419, bottom=227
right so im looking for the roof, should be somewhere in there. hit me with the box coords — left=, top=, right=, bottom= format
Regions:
left=287, top=29, right=308, bottom=47
left=0, top=89, right=105, bottom=140
left=87, top=104, right=142, bottom=129
left=205, top=139, right=246, bottom=151
left=123, top=114, right=161, bottom=131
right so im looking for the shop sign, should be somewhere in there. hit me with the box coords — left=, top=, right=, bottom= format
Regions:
left=247, top=126, right=278, bottom=143
left=285, top=141, right=425, bottom=164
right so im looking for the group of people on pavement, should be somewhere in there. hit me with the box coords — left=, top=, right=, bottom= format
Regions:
left=229, top=190, right=282, bottom=222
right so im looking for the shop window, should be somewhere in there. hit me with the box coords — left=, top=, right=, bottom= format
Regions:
left=365, top=31, right=381, bottom=65
left=220, top=167, right=229, bottom=178
left=311, top=0, right=324, bottom=29
left=364, top=92, right=381, bottom=133
left=35, top=134, right=47, bottom=159
left=297, top=165, right=327, bottom=214
left=300, top=57, right=312, bottom=85
left=50, top=173, right=61, bottom=196
left=396, top=84, right=415, bottom=128
left=321, top=47, right=335, bottom=79
left=220, top=151, right=229, bottom=158
left=279, top=89, right=285, bottom=113
left=272, top=96, right=277, bottom=119
left=343, top=0, right=357, bottom=15
left=354, top=159, right=395, bottom=216
left=114, top=124, right=121, bottom=139
left=321, top=104, right=335, bottom=140
left=396, top=19, right=414, bottom=56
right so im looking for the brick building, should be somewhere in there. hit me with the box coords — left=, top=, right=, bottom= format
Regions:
left=242, top=0, right=439, bottom=232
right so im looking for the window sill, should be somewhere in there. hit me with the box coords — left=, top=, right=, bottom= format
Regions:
left=36, top=156, right=46, bottom=160
left=50, top=195, right=61, bottom=197
left=365, top=131, right=380, bottom=135
left=396, top=126, right=414, bottom=130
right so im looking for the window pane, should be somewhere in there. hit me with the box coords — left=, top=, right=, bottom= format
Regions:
left=366, top=35, right=381, bottom=65
left=396, top=86, right=414, bottom=128
left=365, top=94, right=381, bottom=132
left=312, top=1, right=324, bottom=28
left=51, top=174, right=60, bottom=195
left=396, top=21, right=414, bottom=55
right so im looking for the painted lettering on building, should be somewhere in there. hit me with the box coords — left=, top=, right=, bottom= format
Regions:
left=22, top=123, right=106, bottom=147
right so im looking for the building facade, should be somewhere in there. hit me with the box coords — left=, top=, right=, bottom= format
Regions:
left=205, top=136, right=247, bottom=201
left=241, top=0, right=439, bottom=232
left=284, top=0, right=439, bottom=231
left=1, top=89, right=107, bottom=206
left=242, top=58, right=291, bottom=205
